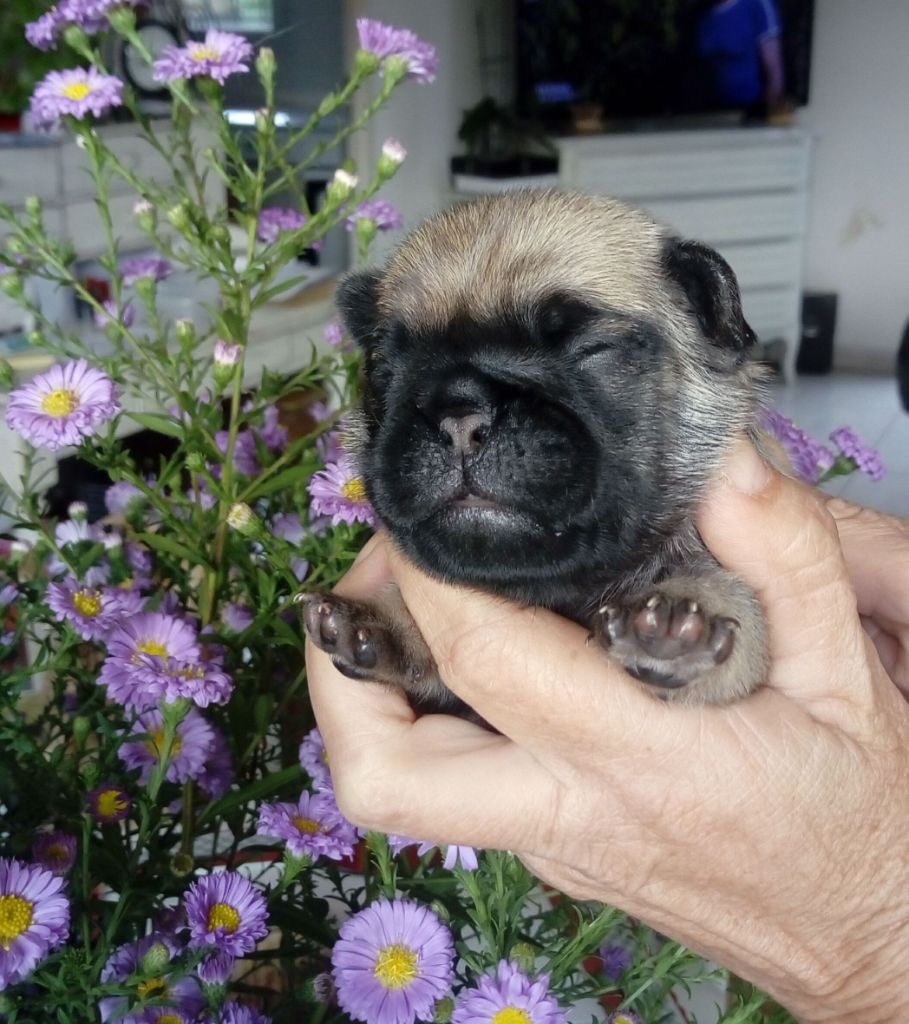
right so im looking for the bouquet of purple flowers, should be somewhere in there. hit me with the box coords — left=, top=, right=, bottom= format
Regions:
left=0, top=5, right=801, bottom=1023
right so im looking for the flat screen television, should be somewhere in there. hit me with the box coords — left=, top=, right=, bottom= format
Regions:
left=516, top=0, right=815, bottom=128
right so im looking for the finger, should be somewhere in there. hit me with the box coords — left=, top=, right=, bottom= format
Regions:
left=386, top=544, right=685, bottom=754
left=307, top=638, right=562, bottom=851
left=826, top=499, right=909, bottom=629
left=698, top=440, right=867, bottom=703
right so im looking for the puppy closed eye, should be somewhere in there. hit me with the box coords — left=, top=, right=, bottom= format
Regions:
left=535, top=294, right=600, bottom=344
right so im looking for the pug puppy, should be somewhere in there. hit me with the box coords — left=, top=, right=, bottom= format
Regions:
left=302, top=189, right=769, bottom=714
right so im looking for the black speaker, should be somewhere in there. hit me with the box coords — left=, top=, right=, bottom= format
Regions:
left=797, top=292, right=837, bottom=374
left=898, top=318, right=909, bottom=413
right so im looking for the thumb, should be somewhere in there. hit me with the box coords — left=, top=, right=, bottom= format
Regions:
left=697, top=440, right=868, bottom=705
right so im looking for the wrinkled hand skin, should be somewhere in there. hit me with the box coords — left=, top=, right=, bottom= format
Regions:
left=306, top=441, right=909, bottom=1024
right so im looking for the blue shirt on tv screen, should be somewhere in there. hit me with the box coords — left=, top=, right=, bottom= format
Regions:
left=697, top=0, right=781, bottom=106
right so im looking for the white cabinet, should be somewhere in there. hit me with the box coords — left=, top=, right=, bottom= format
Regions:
left=557, top=127, right=811, bottom=378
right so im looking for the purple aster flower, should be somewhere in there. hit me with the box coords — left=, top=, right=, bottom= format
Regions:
left=86, top=782, right=131, bottom=824
left=298, top=727, right=332, bottom=790
left=599, top=943, right=632, bottom=982
left=452, top=960, right=567, bottom=1024
left=162, top=642, right=234, bottom=708
left=257, top=207, right=308, bottom=244
left=222, top=602, right=253, bottom=632
left=100, top=933, right=204, bottom=1024
left=197, top=950, right=235, bottom=985
left=308, top=454, right=376, bottom=527
left=55, top=517, right=94, bottom=548
left=324, top=321, right=345, bottom=347
left=153, top=29, right=254, bottom=85
left=829, top=426, right=885, bottom=481
left=0, top=583, right=17, bottom=608
left=0, top=858, right=70, bottom=990
left=216, top=406, right=286, bottom=476
left=257, top=790, right=357, bottom=862
left=106, top=480, right=145, bottom=517
left=332, top=898, right=454, bottom=1024
left=121, top=256, right=172, bottom=286
left=99, top=612, right=200, bottom=710
left=94, top=298, right=136, bottom=330
left=5, top=358, right=120, bottom=451
left=29, top=67, right=124, bottom=129
left=25, top=10, right=64, bottom=51
left=759, top=409, right=835, bottom=485
left=47, top=578, right=142, bottom=642
left=386, top=836, right=479, bottom=871
left=273, top=513, right=306, bottom=546
left=56, top=0, right=141, bottom=35
left=196, top=725, right=234, bottom=800
left=219, top=1003, right=271, bottom=1024
left=31, top=832, right=77, bottom=877
left=356, top=19, right=438, bottom=84
left=345, top=198, right=404, bottom=233
left=606, top=1014, right=643, bottom=1024
left=118, top=708, right=215, bottom=785
left=183, top=871, right=269, bottom=957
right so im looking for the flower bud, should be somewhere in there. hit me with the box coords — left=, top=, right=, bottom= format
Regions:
left=170, top=851, right=194, bottom=877
left=67, top=501, right=89, bottom=521
left=166, top=201, right=192, bottom=232
left=0, top=360, right=13, bottom=390
left=213, top=339, right=242, bottom=389
left=383, top=54, right=410, bottom=86
left=255, top=46, right=276, bottom=82
left=133, top=199, right=155, bottom=232
left=355, top=216, right=378, bottom=250
left=209, top=223, right=230, bottom=247
left=100, top=531, right=123, bottom=552
left=26, top=330, right=43, bottom=347
left=133, top=275, right=157, bottom=305
left=509, top=941, right=538, bottom=973
left=62, top=24, right=90, bottom=53
left=107, top=5, right=137, bottom=34
left=138, top=941, right=170, bottom=975
left=378, top=138, right=407, bottom=179
left=433, top=997, right=455, bottom=1023
left=254, top=108, right=270, bottom=133
left=0, top=274, right=23, bottom=300
left=185, top=450, right=206, bottom=473
left=71, top=715, right=91, bottom=748
left=24, top=195, right=42, bottom=220
left=227, top=502, right=261, bottom=536
left=5, top=237, right=25, bottom=256
left=325, top=169, right=358, bottom=205
left=301, top=972, right=336, bottom=1005
left=174, top=318, right=196, bottom=348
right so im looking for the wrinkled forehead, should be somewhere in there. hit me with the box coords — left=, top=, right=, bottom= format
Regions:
left=377, top=193, right=672, bottom=331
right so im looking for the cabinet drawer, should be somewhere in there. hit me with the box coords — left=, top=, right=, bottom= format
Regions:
left=717, top=239, right=803, bottom=290
left=0, top=146, right=61, bottom=204
left=640, top=193, right=805, bottom=246
left=567, top=142, right=808, bottom=200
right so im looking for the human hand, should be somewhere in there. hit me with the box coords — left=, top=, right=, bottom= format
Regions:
left=307, top=442, right=909, bottom=1023
left=826, top=498, right=909, bottom=695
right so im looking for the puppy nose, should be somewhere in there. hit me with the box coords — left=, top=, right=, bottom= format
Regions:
left=439, top=412, right=491, bottom=454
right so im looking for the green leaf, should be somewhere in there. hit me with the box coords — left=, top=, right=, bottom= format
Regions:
left=127, top=412, right=185, bottom=439
left=245, top=464, right=312, bottom=500
left=199, top=763, right=304, bottom=823
left=136, top=531, right=213, bottom=569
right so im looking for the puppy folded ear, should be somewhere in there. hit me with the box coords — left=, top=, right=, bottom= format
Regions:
left=663, top=238, right=757, bottom=354
left=335, top=269, right=383, bottom=347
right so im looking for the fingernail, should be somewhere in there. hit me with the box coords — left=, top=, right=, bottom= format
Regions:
left=722, top=441, right=771, bottom=495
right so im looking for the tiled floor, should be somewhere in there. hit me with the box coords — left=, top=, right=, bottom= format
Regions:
left=770, top=371, right=907, bottom=515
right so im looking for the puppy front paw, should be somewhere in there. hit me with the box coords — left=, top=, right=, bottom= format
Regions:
left=594, top=593, right=738, bottom=693
left=301, top=593, right=391, bottom=681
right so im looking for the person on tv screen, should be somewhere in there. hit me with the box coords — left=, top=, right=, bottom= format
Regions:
left=697, top=0, right=786, bottom=114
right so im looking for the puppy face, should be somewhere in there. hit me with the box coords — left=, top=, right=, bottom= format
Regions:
left=338, top=191, right=758, bottom=606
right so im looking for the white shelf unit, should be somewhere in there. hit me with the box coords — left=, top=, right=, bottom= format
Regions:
left=557, top=127, right=812, bottom=380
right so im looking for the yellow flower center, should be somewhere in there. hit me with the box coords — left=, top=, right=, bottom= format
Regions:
left=0, top=894, right=33, bottom=950
left=42, top=843, right=70, bottom=868
left=96, top=789, right=128, bottom=819
left=292, top=816, right=322, bottom=835
left=40, top=388, right=79, bottom=418
left=73, top=589, right=102, bottom=617
left=137, top=977, right=166, bottom=999
left=340, top=476, right=367, bottom=503
left=137, top=640, right=168, bottom=657
left=492, top=1009, right=533, bottom=1024
left=60, top=81, right=92, bottom=101
left=190, top=45, right=219, bottom=62
left=156, top=1016, right=182, bottom=1024
left=373, top=943, right=418, bottom=989
left=207, top=902, right=240, bottom=933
